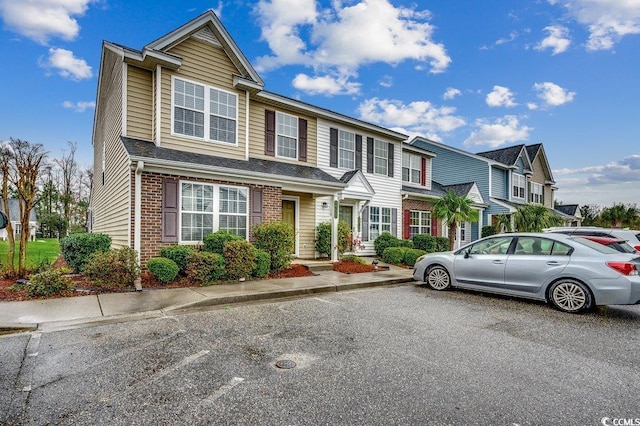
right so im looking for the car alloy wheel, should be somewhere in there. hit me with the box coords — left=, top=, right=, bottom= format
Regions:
left=549, top=280, right=592, bottom=313
left=426, top=265, right=451, bottom=291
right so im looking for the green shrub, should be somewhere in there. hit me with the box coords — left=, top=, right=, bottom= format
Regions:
left=482, top=225, right=497, bottom=238
left=398, top=239, right=414, bottom=249
left=382, top=247, right=408, bottom=264
left=83, top=247, right=140, bottom=289
left=27, top=268, right=73, bottom=298
left=340, top=254, right=368, bottom=264
left=146, top=257, right=179, bottom=283
left=252, top=250, right=271, bottom=278
left=412, top=234, right=436, bottom=252
left=186, top=252, right=226, bottom=285
left=60, top=232, right=111, bottom=273
left=252, top=221, right=294, bottom=272
left=315, top=222, right=331, bottom=257
left=435, top=237, right=450, bottom=252
left=374, top=232, right=398, bottom=257
left=203, top=231, right=243, bottom=255
left=223, top=240, right=257, bottom=280
left=159, top=245, right=195, bottom=275
left=403, top=249, right=427, bottom=267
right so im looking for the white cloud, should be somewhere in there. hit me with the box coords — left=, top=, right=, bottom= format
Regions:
left=463, top=115, right=532, bottom=148
left=379, top=75, right=393, bottom=88
left=486, top=85, right=517, bottom=108
left=554, top=155, right=640, bottom=184
left=62, top=100, right=95, bottom=112
left=41, top=48, right=92, bottom=80
left=254, top=0, right=450, bottom=95
left=0, top=0, right=93, bottom=45
left=535, top=25, right=571, bottom=54
left=495, top=31, right=519, bottom=46
left=533, top=81, right=575, bottom=107
left=292, top=73, right=361, bottom=96
left=527, top=102, right=539, bottom=110
left=357, top=97, right=466, bottom=136
left=551, top=0, right=640, bottom=50
left=443, top=87, right=461, bottom=100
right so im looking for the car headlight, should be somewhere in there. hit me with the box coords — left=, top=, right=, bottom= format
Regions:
left=415, top=254, right=428, bottom=264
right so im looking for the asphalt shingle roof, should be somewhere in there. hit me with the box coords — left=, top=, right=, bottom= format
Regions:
left=555, top=204, right=579, bottom=216
left=122, top=137, right=343, bottom=185
left=402, top=181, right=476, bottom=199
left=476, top=144, right=526, bottom=166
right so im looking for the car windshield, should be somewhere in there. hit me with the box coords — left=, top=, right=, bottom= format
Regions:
left=572, top=237, right=619, bottom=254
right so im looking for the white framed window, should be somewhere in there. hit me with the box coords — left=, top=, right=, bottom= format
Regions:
left=410, top=211, right=431, bottom=237
left=373, top=140, right=388, bottom=175
left=172, top=77, right=237, bottom=144
left=276, top=111, right=298, bottom=159
left=530, top=182, right=543, bottom=204
left=338, top=129, right=355, bottom=169
left=14, top=223, right=21, bottom=235
left=180, top=182, right=248, bottom=243
left=369, top=206, right=391, bottom=240
left=512, top=173, right=526, bottom=199
left=403, top=152, right=422, bottom=184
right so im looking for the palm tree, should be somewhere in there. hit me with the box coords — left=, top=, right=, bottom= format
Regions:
left=432, top=190, right=480, bottom=250
left=513, top=204, right=563, bottom=232
left=494, top=214, right=513, bottom=233
left=600, top=203, right=638, bottom=228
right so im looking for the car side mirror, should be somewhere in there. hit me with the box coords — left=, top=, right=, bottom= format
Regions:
left=464, top=249, right=470, bottom=259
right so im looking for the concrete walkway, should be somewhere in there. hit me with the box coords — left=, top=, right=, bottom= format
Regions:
left=0, top=264, right=414, bottom=333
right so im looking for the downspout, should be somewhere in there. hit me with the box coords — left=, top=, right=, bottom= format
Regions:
left=331, top=195, right=339, bottom=262
left=134, top=160, right=144, bottom=291
left=245, top=90, right=250, bottom=160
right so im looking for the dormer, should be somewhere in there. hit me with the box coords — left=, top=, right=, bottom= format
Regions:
left=402, top=144, right=435, bottom=190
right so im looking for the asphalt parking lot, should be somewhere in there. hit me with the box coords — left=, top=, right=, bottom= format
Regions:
left=2, top=283, right=639, bottom=425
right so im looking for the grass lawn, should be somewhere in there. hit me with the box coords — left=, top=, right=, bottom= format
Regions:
left=0, top=238, right=60, bottom=270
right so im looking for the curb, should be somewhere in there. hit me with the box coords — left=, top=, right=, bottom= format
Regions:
left=0, top=323, right=38, bottom=335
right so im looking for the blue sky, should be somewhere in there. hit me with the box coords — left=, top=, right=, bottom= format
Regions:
left=1, top=0, right=639, bottom=207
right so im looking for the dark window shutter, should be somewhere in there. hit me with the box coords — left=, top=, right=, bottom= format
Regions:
left=298, top=118, right=307, bottom=162
left=421, top=157, right=427, bottom=186
left=250, top=188, right=263, bottom=241
left=431, top=216, right=437, bottom=236
left=388, top=143, right=394, bottom=177
left=362, top=206, right=369, bottom=241
left=162, top=178, right=179, bottom=243
left=392, top=208, right=398, bottom=237
left=330, top=128, right=338, bottom=167
left=366, top=137, right=374, bottom=173
left=355, top=135, right=362, bottom=170
left=265, top=110, right=275, bottom=156
left=403, top=209, right=411, bottom=239
left=542, top=186, right=545, bottom=205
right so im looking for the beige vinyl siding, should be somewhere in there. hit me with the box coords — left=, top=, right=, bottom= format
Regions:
left=91, top=48, right=131, bottom=248
left=160, top=37, right=246, bottom=159
left=283, top=191, right=316, bottom=258
left=248, top=100, right=318, bottom=165
left=530, top=154, right=552, bottom=207
left=126, top=65, right=153, bottom=140
left=316, top=118, right=402, bottom=255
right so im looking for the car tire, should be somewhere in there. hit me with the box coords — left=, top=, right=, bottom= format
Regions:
left=425, top=265, right=451, bottom=291
left=548, top=279, right=593, bottom=313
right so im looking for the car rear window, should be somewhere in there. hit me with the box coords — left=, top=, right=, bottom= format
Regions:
left=572, top=237, right=619, bottom=254
left=609, top=242, right=638, bottom=254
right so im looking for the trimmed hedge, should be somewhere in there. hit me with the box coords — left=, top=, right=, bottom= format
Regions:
left=374, top=232, right=413, bottom=257
left=252, top=221, right=294, bottom=272
left=435, top=237, right=450, bottom=252
left=203, top=231, right=243, bottom=255
left=382, top=247, right=408, bottom=264
left=186, top=252, right=226, bottom=285
left=403, top=249, right=427, bottom=267
left=147, top=257, right=179, bottom=283
left=315, top=222, right=331, bottom=257
left=223, top=240, right=257, bottom=280
left=412, top=234, right=436, bottom=252
left=60, top=232, right=111, bottom=273
left=83, top=247, right=140, bottom=289
left=159, top=245, right=195, bottom=275
left=252, top=250, right=271, bottom=278
left=28, top=268, right=73, bottom=298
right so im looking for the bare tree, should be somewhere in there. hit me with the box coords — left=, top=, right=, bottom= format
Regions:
left=0, top=145, right=15, bottom=275
left=10, top=138, right=47, bottom=276
left=55, top=141, right=77, bottom=237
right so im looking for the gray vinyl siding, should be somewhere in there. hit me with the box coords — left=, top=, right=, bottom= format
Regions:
left=91, top=47, right=131, bottom=248
left=491, top=167, right=508, bottom=199
left=471, top=222, right=479, bottom=241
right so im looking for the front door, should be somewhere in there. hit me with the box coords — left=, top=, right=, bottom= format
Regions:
left=339, top=205, right=353, bottom=229
left=282, top=199, right=296, bottom=254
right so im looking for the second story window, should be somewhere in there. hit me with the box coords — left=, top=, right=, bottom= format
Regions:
left=374, top=139, right=388, bottom=175
left=530, top=182, right=543, bottom=204
left=402, top=152, right=422, bottom=184
left=276, top=112, right=298, bottom=159
left=173, top=77, right=237, bottom=144
left=338, top=130, right=355, bottom=169
left=512, top=173, right=525, bottom=199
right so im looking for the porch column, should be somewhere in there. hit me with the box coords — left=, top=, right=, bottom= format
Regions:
left=331, top=195, right=339, bottom=262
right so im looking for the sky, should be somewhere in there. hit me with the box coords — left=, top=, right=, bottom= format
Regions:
left=1, top=0, right=639, bottom=208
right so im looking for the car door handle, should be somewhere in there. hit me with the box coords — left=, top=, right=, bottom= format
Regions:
left=492, top=260, right=504, bottom=264
left=546, top=261, right=560, bottom=266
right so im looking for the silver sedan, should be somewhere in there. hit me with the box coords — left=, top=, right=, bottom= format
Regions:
left=412, top=232, right=640, bottom=313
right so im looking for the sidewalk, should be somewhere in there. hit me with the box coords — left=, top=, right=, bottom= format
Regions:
left=0, top=263, right=414, bottom=333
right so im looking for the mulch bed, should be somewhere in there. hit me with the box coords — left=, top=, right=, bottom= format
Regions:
left=332, top=260, right=376, bottom=274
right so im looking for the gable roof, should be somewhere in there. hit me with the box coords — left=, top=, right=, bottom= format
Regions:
left=476, top=144, right=532, bottom=170
left=402, top=181, right=486, bottom=206
left=525, top=143, right=542, bottom=161
left=526, top=143, right=556, bottom=184
left=122, top=137, right=344, bottom=194
left=555, top=204, right=579, bottom=216
left=0, top=199, right=38, bottom=222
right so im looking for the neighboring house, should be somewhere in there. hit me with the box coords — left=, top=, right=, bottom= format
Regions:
left=409, top=137, right=557, bottom=240
left=91, top=11, right=406, bottom=264
left=554, top=204, right=582, bottom=226
left=400, top=143, right=486, bottom=248
left=0, top=199, right=38, bottom=241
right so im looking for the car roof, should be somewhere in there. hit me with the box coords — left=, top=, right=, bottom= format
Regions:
left=579, top=235, right=626, bottom=244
